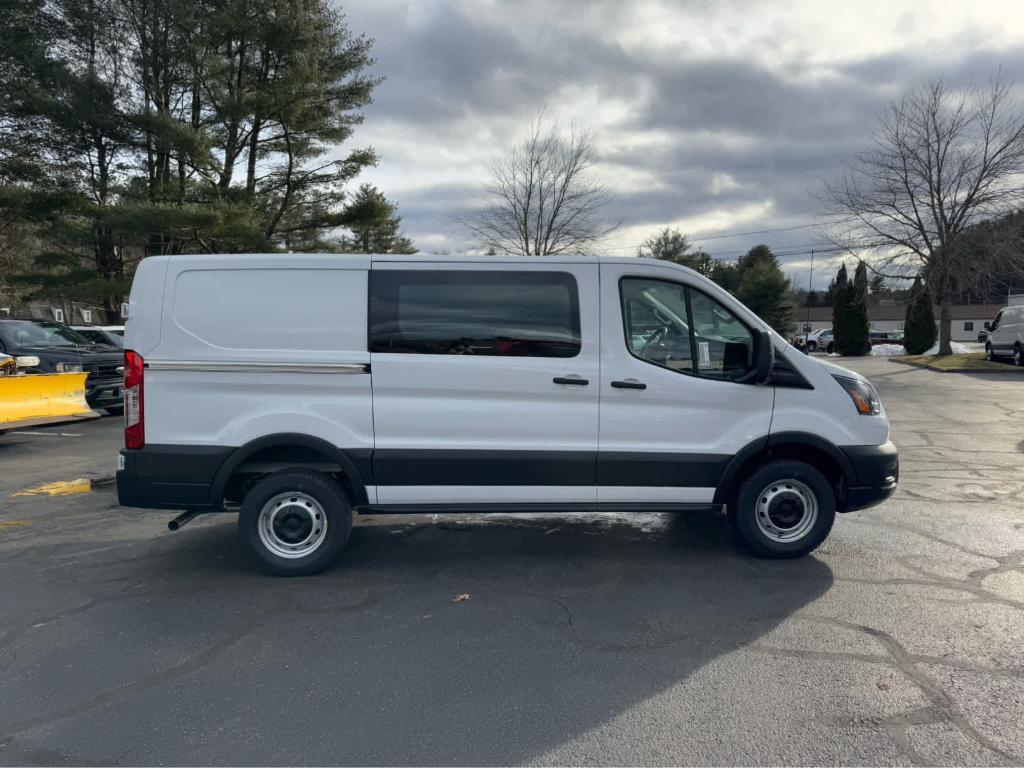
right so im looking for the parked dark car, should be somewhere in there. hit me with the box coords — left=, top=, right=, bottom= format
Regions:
left=0, top=319, right=124, bottom=412
left=71, top=325, right=125, bottom=348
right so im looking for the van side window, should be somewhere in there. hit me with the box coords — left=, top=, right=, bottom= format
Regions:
left=687, top=288, right=755, bottom=378
left=369, top=270, right=581, bottom=357
left=621, top=279, right=693, bottom=372
left=620, top=278, right=755, bottom=381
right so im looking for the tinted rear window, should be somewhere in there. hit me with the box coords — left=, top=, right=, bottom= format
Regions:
left=369, top=270, right=580, bottom=357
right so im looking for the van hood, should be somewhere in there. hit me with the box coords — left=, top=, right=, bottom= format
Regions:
left=812, top=355, right=869, bottom=383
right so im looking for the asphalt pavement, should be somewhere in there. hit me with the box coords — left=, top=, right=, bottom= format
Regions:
left=0, top=357, right=1022, bottom=766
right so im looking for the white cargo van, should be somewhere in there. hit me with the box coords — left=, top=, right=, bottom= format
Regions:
left=984, top=305, right=1024, bottom=365
left=117, top=254, right=897, bottom=574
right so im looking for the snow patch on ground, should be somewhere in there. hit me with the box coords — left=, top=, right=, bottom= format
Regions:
left=870, top=344, right=906, bottom=356
left=481, top=511, right=669, bottom=534
left=924, top=341, right=973, bottom=354
left=867, top=341, right=974, bottom=356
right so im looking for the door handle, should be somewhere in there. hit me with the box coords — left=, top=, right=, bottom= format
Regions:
left=553, top=376, right=589, bottom=386
left=611, top=379, right=646, bottom=390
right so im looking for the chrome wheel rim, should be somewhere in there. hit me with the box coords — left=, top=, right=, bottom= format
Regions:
left=258, top=492, right=328, bottom=559
left=754, top=479, right=818, bottom=543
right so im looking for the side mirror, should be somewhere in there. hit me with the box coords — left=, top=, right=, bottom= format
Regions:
left=983, top=321, right=991, bottom=331
left=755, top=329, right=774, bottom=384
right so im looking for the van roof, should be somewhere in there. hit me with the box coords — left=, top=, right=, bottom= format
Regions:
left=146, top=252, right=676, bottom=266
left=139, top=252, right=708, bottom=279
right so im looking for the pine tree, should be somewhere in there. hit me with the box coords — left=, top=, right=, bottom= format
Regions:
left=831, top=264, right=850, bottom=352
left=846, top=262, right=872, bottom=355
left=339, top=184, right=416, bottom=254
left=733, top=244, right=794, bottom=335
left=903, top=276, right=937, bottom=354
left=0, top=0, right=383, bottom=310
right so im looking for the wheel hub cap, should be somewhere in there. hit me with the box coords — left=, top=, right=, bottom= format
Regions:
left=755, top=479, right=819, bottom=543
left=258, top=492, right=328, bottom=559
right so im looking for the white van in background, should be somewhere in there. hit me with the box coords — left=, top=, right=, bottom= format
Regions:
left=984, top=305, right=1024, bottom=365
left=117, top=254, right=898, bottom=575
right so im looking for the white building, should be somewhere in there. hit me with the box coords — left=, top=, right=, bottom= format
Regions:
left=799, top=303, right=1004, bottom=342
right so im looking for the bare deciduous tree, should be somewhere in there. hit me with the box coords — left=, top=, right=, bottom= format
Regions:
left=826, top=77, right=1024, bottom=354
left=464, top=117, right=617, bottom=255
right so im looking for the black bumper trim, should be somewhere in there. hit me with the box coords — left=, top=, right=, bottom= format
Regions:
left=840, top=440, right=899, bottom=512
left=117, top=445, right=234, bottom=510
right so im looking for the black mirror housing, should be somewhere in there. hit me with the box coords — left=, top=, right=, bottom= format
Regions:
left=755, top=329, right=774, bottom=384
left=983, top=321, right=991, bottom=331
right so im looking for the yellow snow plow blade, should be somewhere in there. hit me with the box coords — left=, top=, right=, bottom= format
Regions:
left=0, top=373, right=99, bottom=432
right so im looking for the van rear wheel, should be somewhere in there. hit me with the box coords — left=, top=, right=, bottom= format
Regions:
left=239, top=469, right=352, bottom=576
left=728, top=460, right=835, bottom=558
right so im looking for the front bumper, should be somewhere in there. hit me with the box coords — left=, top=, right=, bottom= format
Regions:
left=841, top=440, right=899, bottom=511
left=86, top=377, right=123, bottom=407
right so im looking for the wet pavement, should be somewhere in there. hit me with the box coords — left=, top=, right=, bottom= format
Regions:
left=0, top=357, right=1022, bottom=765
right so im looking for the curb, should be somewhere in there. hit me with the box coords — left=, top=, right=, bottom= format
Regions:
left=888, top=358, right=1024, bottom=374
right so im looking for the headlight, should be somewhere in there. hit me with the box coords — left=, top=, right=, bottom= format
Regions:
left=56, top=362, right=83, bottom=373
left=833, top=375, right=882, bottom=415
left=15, top=355, right=40, bottom=368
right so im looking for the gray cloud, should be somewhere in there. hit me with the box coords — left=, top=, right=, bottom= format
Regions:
left=340, top=0, right=1024, bottom=286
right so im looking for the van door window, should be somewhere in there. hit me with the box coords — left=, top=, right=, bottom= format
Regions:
left=620, top=278, right=756, bottom=381
left=620, top=279, right=693, bottom=372
left=687, top=289, right=755, bottom=378
left=369, top=270, right=581, bottom=357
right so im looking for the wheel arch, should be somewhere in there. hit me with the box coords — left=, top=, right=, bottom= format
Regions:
left=713, top=431, right=857, bottom=511
left=210, top=433, right=370, bottom=508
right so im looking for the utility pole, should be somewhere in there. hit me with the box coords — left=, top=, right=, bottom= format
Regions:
left=804, top=249, right=814, bottom=348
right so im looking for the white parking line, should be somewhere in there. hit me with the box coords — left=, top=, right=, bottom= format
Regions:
left=6, top=431, right=83, bottom=437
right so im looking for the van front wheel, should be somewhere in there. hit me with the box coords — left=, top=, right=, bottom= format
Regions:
left=239, top=469, right=352, bottom=576
left=728, top=460, right=835, bottom=558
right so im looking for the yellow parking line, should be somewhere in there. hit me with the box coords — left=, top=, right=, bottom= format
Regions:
left=12, top=479, right=93, bottom=497
left=0, top=519, right=32, bottom=530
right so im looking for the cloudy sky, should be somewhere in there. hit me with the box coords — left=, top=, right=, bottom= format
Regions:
left=339, top=0, right=1024, bottom=288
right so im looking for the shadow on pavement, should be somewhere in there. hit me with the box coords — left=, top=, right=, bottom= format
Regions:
left=0, top=507, right=833, bottom=766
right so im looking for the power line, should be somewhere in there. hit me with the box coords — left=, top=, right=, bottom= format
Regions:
left=602, top=217, right=860, bottom=253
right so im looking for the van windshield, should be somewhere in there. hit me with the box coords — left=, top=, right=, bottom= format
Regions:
left=0, top=320, right=92, bottom=348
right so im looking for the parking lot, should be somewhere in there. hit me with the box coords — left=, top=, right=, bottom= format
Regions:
left=1, top=357, right=1022, bottom=766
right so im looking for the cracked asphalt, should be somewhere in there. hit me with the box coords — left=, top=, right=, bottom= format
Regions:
left=1, top=357, right=1022, bottom=766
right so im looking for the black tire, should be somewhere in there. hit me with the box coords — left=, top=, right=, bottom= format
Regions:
left=826, top=342, right=835, bottom=354
left=728, top=459, right=836, bottom=558
left=105, top=405, right=124, bottom=416
left=1014, top=344, right=1023, bottom=367
left=986, top=343, right=995, bottom=362
left=239, top=469, right=352, bottom=576
left=806, top=341, right=817, bottom=353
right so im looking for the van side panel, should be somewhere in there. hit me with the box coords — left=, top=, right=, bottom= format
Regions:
left=130, top=257, right=374, bottom=507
